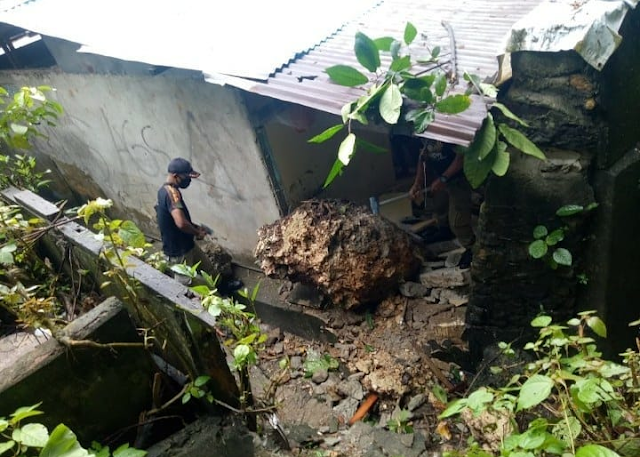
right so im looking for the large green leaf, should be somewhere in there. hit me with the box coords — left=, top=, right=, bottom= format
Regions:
left=438, top=398, right=467, bottom=418
left=517, top=374, right=554, bottom=411
left=355, top=32, right=380, bottom=72
left=552, top=417, right=582, bottom=446
left=14, top=423, right=48, bottom=447
left=119, top=220, right=146, bottom=248
left=586, top=316, right=607, bottom=338
left=435, top=94, right=471, bottom=114
left=404, top=22, right=417, bottom=45
left=552, top=248, right=572, bottom=266
left=531, top=315, right=552, bottom=327
left=470, top=115, right=497, bottom=161
left=492, top=102, right=529, bottom=127
left=499, top=124, right=546, bottom=160
left=406, top=109, right=434, bottom=133
left=113, top=444, right=147, bottom=457
left=308, top=124, right=344, bottom=144
left=379, top=84, right=403, bottom=124
left=463, top=140, right=496, bottom=189
left=338, top=133, right=357, bottom=165
left=325, top=65, right=369, bottom=87
left=575, top=444, right=622, bottom=457
left=545, top=229, right=564, bottom=246
left=39, top=424, right=91, bottom=457
left=10, top=404, right=43, bottom=424
left=491, top=141, right=509, bottom=176
left=374, top=36, right=394, bottom=51
left=434, top=73, right=447, bottom=97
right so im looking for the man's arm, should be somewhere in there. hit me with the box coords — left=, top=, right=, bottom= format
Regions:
left=409, top=154, right=426, bottom=201
left=170, top=208, right=206, bottom=238
left=429, top=152, right=463, bottom=194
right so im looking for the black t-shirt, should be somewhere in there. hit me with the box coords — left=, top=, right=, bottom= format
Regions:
left=156, top=184, right=195, bottom=257
left=421, top=143, right=461, bottom=179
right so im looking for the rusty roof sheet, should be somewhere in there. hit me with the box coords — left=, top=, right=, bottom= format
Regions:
left=213, top=0, right=544, bottom=146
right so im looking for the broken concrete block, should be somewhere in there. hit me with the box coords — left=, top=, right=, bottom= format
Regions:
left=439, top=289, right=469, bottom=307
left=399, top=281, right=430, bottom=298
left=419, top=268, right=470, bottom=288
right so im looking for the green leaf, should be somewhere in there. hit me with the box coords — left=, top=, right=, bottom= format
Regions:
left=498, top=124, right=546, bottom=160
left=466, top=387, right=494, bottom=411
left=10, top=404, right=43, bottom=424
left=119, top=220, right=146, bottom=248
left=431, top=384, right=448, bottom=404
left=586, top=316, right=607, bottom=338
left=308, top=124, right=344, bottom=144
left=356, top=138, right=387, bottom=154
left=556, top=204, right=584, bottom=217
left=463, top=140, right=495, bottom=189
left=402, top=78, right=433, bottom=103
left=113, top=444, right=147, bottom=457
left=404, top=22, right=417, bottom=45
left=390, top=55, right=411, bottom=72
left=434, top=73, right=447, bottom=97
left=379, top=84, right=403, bottom=124
left=435, top=94, right=471, bottom=114
left=517, top=374, right=554, bottom=411
left=323, top=158, right=344, bottom=188
left=390, top=40, right=402, bottom=60
left=533, top=225, right=548, bottom=239
left=407, top=109, right=434, bottom=133
left=575, top=444, right=622, bottom=457
left=374, top=36, right=394, bottom=51
left=10, top=123, right=28, bottom=135
left=470, top=115, right=497, bottom=161
left=552, top=416, right=582, bottom=446
left=338, top=133, right=357, bottom=165
left=552, top=248, right=572, bottom=266
left=355, top=31, right=380, bottom=72
left=438, top=398, right=467, bottom=418
left=39, top=424, right=91, bottom=457
left=15, top=423, right=48, bottom=447
left=531, top=315, right=552, bottom=327
left=325, top=65, right=369, bottom=87
left=492, top=102, right=529, bottom=127
left=545, top=229, right=564, bottom=246
left=431, top=46, right=440, bottom=58
left=0, top=441, right=15, bottom=456
left=194, top=375, right=210, bottom=387
left=491, top=141, right=509, bottom=176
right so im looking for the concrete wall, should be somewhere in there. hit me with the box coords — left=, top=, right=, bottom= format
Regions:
left=246, top=98, right=403, bottom=212
left=0, top=71, right=281, bottom=260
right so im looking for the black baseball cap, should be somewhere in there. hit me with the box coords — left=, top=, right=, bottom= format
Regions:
left=168, top=158, right=197, bottom=174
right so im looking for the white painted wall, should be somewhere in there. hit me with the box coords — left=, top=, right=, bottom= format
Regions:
left=0, top=72, right=281, bottom=259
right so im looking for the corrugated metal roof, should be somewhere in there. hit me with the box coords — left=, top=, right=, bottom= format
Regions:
left=0, top=0, right=545, bottom=145
left=214, top=0, right=545, bottom=146
left=0, top=0, right=378, bottom=80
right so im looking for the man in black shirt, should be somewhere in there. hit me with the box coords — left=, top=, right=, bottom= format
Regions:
left=409, top=141, right=475, bottom=269
left=156, top=158, right=208, bottom=284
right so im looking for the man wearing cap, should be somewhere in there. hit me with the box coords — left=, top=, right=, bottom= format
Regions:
left=156, top=157, right=208, bottom=283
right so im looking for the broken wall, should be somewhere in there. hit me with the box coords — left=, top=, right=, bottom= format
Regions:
left=0, top=71, right=281, bottom=261
left=467, top=50, right=602, bottom=358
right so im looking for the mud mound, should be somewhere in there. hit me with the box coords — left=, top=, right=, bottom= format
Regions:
left=254, top=200, right=422, bottom=309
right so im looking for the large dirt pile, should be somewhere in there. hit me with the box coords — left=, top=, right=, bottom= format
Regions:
left=254, top=199, right=422, bottom=309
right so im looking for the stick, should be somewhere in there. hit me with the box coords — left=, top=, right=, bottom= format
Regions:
left=348, top=393, right=378, bottom=425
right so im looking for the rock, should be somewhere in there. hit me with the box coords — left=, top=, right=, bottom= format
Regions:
left=439, top=289, right=469, bottom=307
left=355, top=359, right=373, bottom=374
left=323, top=436, right=341, bottom=447
left=272, top=342, right=284, bottom=354
left=419, top=268, right=470, bottom=288
left=333, top=397, right=360, bottom=424
left=338, top=378, right=364, bottom=401
left=407, top=394, right=426, bottom=411
left=286, top=282, right=325, bottom=308
left=290, top=356, right=303, bottom=370
left=198, top=240, right=233, bottom=278
left=312, top=369, right=329, bottom=384
left=398, top=282, right=429, bottom=298
left=265, top=327, right=282, bottom=346
left=254, top=200, right=422, bottom=309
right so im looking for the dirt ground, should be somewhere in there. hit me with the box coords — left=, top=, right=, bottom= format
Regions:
left=226, top=239, right=475, bottom=457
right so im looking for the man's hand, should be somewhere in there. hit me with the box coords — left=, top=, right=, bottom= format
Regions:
left=195, top=225, right=207, bottom=240
left=409, top=183, right=423, bottom=203
left=429, top=179, right=446, bottom=195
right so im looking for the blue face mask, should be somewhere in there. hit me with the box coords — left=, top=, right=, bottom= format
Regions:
left=178, top=175, right=191, bottom=188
